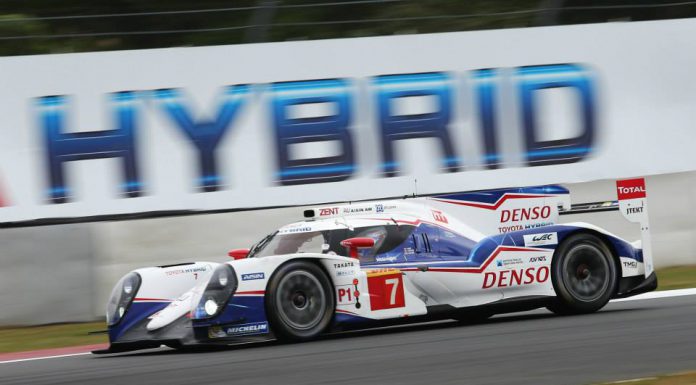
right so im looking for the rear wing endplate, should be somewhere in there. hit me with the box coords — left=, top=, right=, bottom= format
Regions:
left=560, top=178, right=653, bottom=277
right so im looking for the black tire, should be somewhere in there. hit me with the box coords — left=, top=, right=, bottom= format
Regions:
left=547, top=233, right=618, bottom=315
left=265, top=261, right=335, bottom=341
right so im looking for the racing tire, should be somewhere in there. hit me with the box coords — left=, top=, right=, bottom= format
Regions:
left=265, top=261, right=335, bottom=341
left=547, top=233, right=618, bottom=315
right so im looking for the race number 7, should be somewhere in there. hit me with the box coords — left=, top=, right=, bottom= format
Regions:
left=385, top=278, right=399, bottom=305
left=367, top=272, right=405, bottom=310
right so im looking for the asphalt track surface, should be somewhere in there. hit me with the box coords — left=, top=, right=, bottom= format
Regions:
left=3, top=295, right=696, bottom=385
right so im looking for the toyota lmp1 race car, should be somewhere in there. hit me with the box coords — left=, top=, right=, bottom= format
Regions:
left=97, top=178, right=657, bottom=353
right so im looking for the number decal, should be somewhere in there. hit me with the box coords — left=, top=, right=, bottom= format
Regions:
left=367, top=270, right=405, bottom=310
left=336, top=286, right=355, bottom=305
left=385, top=278, right=399, bottom=305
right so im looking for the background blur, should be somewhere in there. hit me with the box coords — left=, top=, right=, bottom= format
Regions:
left=1, top=0, right=695, bottom=327
left=0, top=0, right=695, bottom=56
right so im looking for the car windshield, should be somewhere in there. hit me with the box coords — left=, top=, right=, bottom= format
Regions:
left=248, top=224, right=415, bottom=262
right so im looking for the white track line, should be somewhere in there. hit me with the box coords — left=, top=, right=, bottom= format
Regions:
left=611, top=287, right=696, bottom=302
left=0, top=352, right=92, bottom=364
left=2, top=288, right=695, bottom=365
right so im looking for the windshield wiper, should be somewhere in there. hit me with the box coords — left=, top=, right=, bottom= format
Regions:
left=248, top=231, right=277, bottom=258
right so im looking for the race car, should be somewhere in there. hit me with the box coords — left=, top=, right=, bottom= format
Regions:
left=97, top=178, right=656, bottom=353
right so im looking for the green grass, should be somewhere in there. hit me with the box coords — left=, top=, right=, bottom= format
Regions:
left=656, top=265, right=696, bottom=291
left=0, top=265, right=695, bottom=354
left=595, top=371, right=696, bottom=384
left=0, top=321, right=106, bottom=354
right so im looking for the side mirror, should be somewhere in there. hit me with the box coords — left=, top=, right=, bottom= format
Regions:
left=228, top=249, right=250, bottom=260
left=340, top=237, right=375, bottom=259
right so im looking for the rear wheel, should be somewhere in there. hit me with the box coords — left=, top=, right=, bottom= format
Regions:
left=547, top=233, right=618, bottom=315
left=265, top=261, right=335, bottom=341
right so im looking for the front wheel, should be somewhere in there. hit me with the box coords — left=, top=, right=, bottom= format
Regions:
left=547, top=233, right=618, bottom=315
left=265, top=261, right=335, bottom=341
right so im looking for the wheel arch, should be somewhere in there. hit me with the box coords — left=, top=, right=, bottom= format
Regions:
left=553, top=228, right=622, bottom=295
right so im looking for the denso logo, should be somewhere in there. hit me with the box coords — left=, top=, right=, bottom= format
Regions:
left=500, top=206, right=551, bottom=223
left=319, top=207, right=339, bottom=216
left=482, top=266, right=549, bottom=288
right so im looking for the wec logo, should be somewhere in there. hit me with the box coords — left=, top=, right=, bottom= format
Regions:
left=533, top=234, right=552, bottom=242
left=523, top=232, right=557, bottom=246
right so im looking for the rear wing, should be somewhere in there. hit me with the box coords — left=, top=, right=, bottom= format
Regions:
left=560, top=178, right=653, bottom=277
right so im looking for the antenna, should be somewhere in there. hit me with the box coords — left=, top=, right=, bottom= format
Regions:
left=413, top=178, right=418, bottom=197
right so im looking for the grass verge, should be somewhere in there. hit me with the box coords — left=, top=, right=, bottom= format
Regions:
left=0, top=321, right=106, bottom=354
left=596, top=371, right=696, bottom=384
left=656, top=265, right=696, bottom=291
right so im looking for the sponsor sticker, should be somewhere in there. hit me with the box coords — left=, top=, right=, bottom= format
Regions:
left=431, top=210, right=448, bottom=223
left=483, top=266, right=550, bottom=289
left=496, top=257, right=523, bottom=268
left=616, top=178, right=647, bottom=200
left=523, top=232, right=558, bottom=247
left=375, top=255, right=398, bottom=263
left=319, top=207, right=339, bottom=216
left=241, top=272, right=265, bottom=281
left=211, top=321, right=269, bottom=337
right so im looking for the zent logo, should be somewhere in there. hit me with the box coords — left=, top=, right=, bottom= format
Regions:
left=319, top=207, right=339, bottom=216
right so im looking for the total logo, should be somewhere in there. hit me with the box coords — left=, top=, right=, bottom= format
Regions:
left=617, top=186, right=646, bottom=195
left=482, top=266, right=549, bottom=288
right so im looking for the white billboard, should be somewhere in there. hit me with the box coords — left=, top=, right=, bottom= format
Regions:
left=0, top=18, right=695, bottom=222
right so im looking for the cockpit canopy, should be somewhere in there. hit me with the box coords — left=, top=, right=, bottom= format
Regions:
left=247, top=222, right=415, bottom=263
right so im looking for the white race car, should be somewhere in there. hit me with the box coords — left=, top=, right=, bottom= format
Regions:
left=97, top=179, right=656, bottom=353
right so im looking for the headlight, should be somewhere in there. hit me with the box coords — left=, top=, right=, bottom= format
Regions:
left=193, top=265, right=237, bottom=320
left=106, top=272, right=141, bottom=326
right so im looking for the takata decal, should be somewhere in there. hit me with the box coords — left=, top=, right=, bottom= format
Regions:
left=523, top=232, right=558, bottom=247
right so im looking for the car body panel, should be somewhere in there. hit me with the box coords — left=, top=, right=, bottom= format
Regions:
left=101, top=184, right=654, bottom=352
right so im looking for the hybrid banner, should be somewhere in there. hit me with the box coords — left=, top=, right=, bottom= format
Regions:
left=0, top=19, right=695, bottom=222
